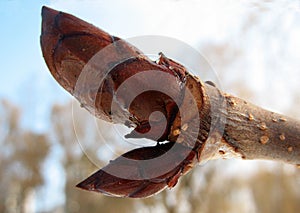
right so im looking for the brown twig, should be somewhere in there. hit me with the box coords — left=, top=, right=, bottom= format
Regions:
left=41, top=6, right=300, bottom=198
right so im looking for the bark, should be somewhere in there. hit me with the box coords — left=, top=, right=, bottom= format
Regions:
left=40, top=6, right=300, bottom=198
left=206, top=84, right=300, bottom=164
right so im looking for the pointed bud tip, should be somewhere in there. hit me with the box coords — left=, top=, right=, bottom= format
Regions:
left=41, top=6, right=57, bottom=17
left=75, top=181, right=86, bottom=189
left=76, top=177, right=96, bottom=191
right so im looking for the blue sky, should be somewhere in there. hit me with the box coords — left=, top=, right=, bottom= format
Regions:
left=0, top=0, right=250, bottom=132
left=0, top=0, right=238, bottom=132
left=1, top=1, right=300, bottom=132
left=0, top=0, right=70, bottom=132
left=0, top=1, right=70, bottom=210
left=0, top=1, right=245, bottom=210
left=1, top=0, right=300, bottom=211
left=0, top=0, right=49, bottom=99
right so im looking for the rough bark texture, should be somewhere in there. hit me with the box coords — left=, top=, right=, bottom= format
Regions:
left=223, top=93, right=300, bottom=164
left=41, top=6, right=300, bottom=198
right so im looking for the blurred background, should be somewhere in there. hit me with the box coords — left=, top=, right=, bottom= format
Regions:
left=1, top=0, right=300, bottom=212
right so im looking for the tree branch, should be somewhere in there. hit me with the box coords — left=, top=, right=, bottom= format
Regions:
left=41, top=6, right=300, bottom=198
left=206, top=84, right=300, bottom=164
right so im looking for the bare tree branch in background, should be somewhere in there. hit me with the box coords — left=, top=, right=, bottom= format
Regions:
left=40, top=6, right=300, bottom=198
left=0, top=100, right=50, bottom=212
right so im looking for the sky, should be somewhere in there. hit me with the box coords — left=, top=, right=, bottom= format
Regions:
left=0, top=0, right=70, bottom=133
left=1, top=0, right=300, bottom=211
left=1, top=0, right=300, bottom=134
left=0, top=0, right=243, bottom=133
